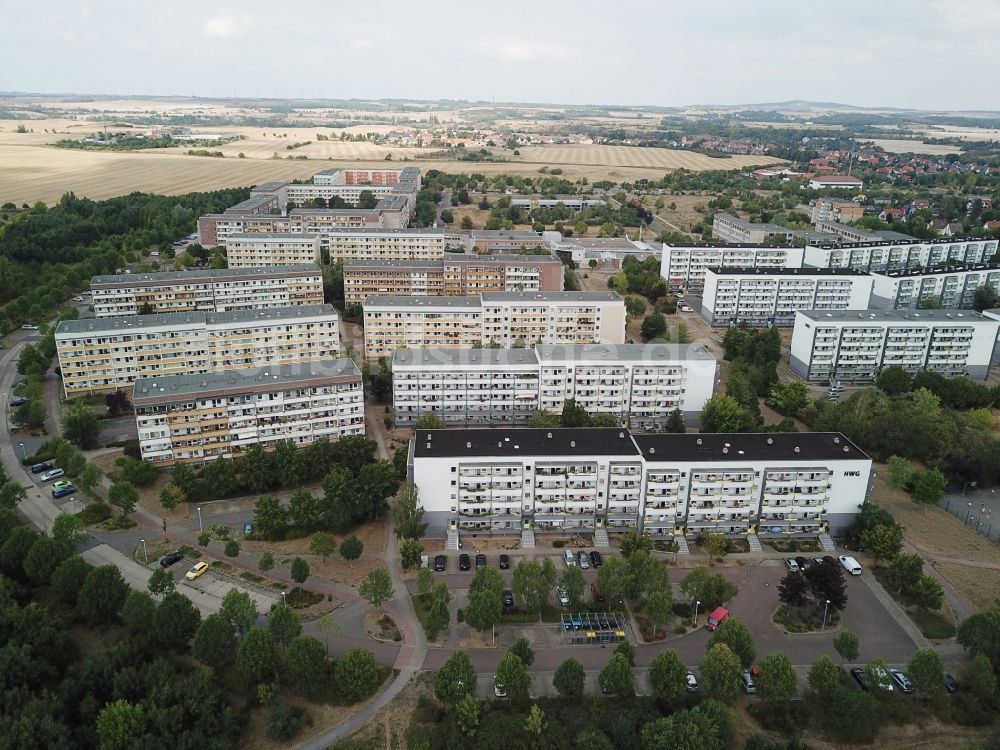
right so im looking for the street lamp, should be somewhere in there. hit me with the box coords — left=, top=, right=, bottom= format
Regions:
left=964, top=480, right=978, bottom=495
left=17, top=442, right=25, bottom=463
left=693, top=600, right=701, bottom=626
left=822, top=599, right=830, bottom=631
left=197, top=506, right=203, bottom=533
left=281, top=591, right=287, bottom=605
left=140, top=538, right=147, bottom=565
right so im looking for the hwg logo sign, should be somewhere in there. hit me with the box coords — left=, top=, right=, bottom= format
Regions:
left=843, top=471, right=861, bottom=477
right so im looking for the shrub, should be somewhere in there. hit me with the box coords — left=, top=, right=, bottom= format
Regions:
left=267, top=703, right=310, bottom=741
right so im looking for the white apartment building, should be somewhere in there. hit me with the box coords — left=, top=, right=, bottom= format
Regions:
left=480, top=292, right=626, bottom=348
left=790, top=309, right=1000, bottom=383
left=56, top=304, right=340, bottom=397
left=869, top=263, right=1000, bottom=310
left=363, top=292, right=627, bottom=359
left=701, top=267, right=873, bottom=327
left=363, top=296, right=483, bottom=360
left=391, top=343, right=717, bottom=429
left=284, top=182, right=417, bottom=210
left=409, top=429, right=872, bottom=537
left=225, top=233, right=321, bottom=267
left=324, top=228, right=446, bottom=263
left=134, top=359, right=364, bottom=466
left=90, top=265, right=325, bottom=317
left=804, top=237, right=998, bottom=273
left=660, top=243, right=805, bottom=291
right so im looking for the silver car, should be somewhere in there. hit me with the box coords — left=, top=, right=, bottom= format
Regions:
left=578, top=551, right=590, bottom=570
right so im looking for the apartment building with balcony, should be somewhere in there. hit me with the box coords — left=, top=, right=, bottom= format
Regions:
left=133, top=359, right=364, bottom=466
left=90, top=265, right=324, bottom=317
left=701, top=267, right=873, bottom=327
left=790, top=309, right=1000, bottom=382
left=660, top=243, right=805, bottom=291
left=323, top=228, right=446, bottom=264
left=392, top=343, right=717, bottom=428
left=224, top=233, right=321, bottom=267
left=363, top=296, right=483, bottom=359
left=56, top=304, right=340, bottom=397
left=480, top=292, right=626, bottom=348
left=409, top=429, right=872, bottom=538
left=343, top=254, right=564, bottom=305
left=803, top=237, right=998, bottom=273
left=869, top=263, right=1000, bottom=310
left=467, top=230, right=550, bottom=253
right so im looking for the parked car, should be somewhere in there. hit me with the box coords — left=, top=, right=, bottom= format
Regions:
left=741, top=670, right=758, bottom=694
left=493, top=675, right=507, bottom=698
left=556, top=585, right=570, bottom=606
left=944, top=672, right=959, bottom=694
left=159, top=551, right=184, bottom=567
left=705, top=606, right=730, bottom=631
left=499, top=554, right=510, bottom=570
left=578, top=551, right=590, bottom=569
left=475, top=553, right=487, bottom=569
left=685, top=671, right=699, bottom=692
left=839, top=555, right=863, bottom=575
left=850, top=667, right=870, bottom=691
left=811, top=557, right=826, bottom=567
left=458, top=553, right=471, bottom=571
left=869, top=664, right=895, bottom=692
left=783, top=557, right=800, bottom=573
left=8, top=397, right=27, bottom=407
left=73, top=296, right=84, bottom=302
left=853, top=665, right=893, bottom=692
left=433, top=554, right=447, bottom=572
left=794, top=556, right=811, bottom=571
left=41, top=468, right=65, bottom=482
left=679, top=304, right=693, bottom=313
left=30, top=462, right=53, bottom=474
left=890, top=668, right=914, bottom=694
left=589, top=550, right=603, bottom=568
left=20, top=324, right=38, bottom=330
left=503, top=589, right=514, bottom=607
left=185, top=561, right=209, bottom=580
left=51, top=485, right=76, bottom=499
left=243, top=522, right=253, bottom=536
left=51, top=480, right=72, bottom=490
left=563, top=549, right=576, bottom=567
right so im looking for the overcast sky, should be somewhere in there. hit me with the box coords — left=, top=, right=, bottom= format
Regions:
left=0, top=0, right=994, bottom=111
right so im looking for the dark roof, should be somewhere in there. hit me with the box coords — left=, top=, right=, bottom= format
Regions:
left=412, top=428, right=640, bottom=458
left=707, top=266, right=871, bottom=277
left=873, top=262, right=1000, bottom=279
left=632, top=432, right=868, bottom=462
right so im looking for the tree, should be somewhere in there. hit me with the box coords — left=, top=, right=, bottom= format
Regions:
left=50, top=555, right=92, bottom=606
left=290, top=557, right=310, bottom=584
left=62, top=400, right=100, bottom=448
left=807, top=655, right=841, bottom=700
left=51, top=512, right=85, bottom=552
left=259, top=551, right=275, bottom=572
left=886, top=456, right=914, bottom=488
left=148, top=565, right=176, bottom=596
left=340, top=535, right=363, bottom=564
left=0, top=480, right=26, bottom=510
left=758, top=651, right=796, bottom=704
left=237, top=629, right=281, bottom=683
left=805, top=557, right=848, bottom=611
left=875, top=365, right=913, bottom=396
left=359, top=567, right=394, bottom=611
left=701, top=531, right=728, bottom=563
left=911, top=468, right=947, bottom=505
left=426, top=583, right=451, bottom=639
left=508, top=637, right=535, bottom=667
left=914, top=574, right=944, bottom=610
left=309, top=532, right=337, bottom=561
left=699, top=643, right=742, bottom=704
left=23, top=535, right=67, bottom=585
left=680, top=565, right=737, bottom=610
left=957, top=602, right=1000, bottom=672
left=524, top=704, right=545, bottom=736
left=559, top=565, right=586, bottom=610
left=435, top=651, right=476, bottom=704
left=708, top=615, right=756, bottom=668
left=220, top=588, right=258, bottom=636
left=413, top=412, right=446, bottom=430
left=108, top=480, right=139, bottom=517
left=860, top=523, right=903, bottom=566
left=416, top=566, right=434, bottom=596
left=962, top=652, right=999, bottom=713
left=77, top=462, right=104, bottom=494
left=615, top=639, right=637, bottom=666
left=513, top=558, right=556, bottom=616
left=645, top=578, right=674, bottom=638
left=456, top=694, right=479, bottom=737
left=496, top=651, right=530, bottom=703
left=154, top=591, right=201, bottom=650
left=193, top=614, right=237, bottom=670
left=393, top=484, right=429, bottom=544
left=833, top=629, right=860, bottom=663
left=252, top=495, right=289, bottom=540
left=649, top=649, right=687, bottom=707
left=888, top=553, right=923, bottom=594
left=641, top=311, right=668, bottom=341
left=0, top=524, right=37, bottom=578
left=224, top=539, right=241, bottom=557
left=778, top=570, right=809, bottom=608
left=665, top=408, right=686, bottom=433
left=619, top=529, right=653, bottom=558
left=268, top=603, right=302, bottom=647
left=865, top=658, right=893, bottom=694
left=288, top=489, right=320, bottom=530
left=553, top=656, right=585, bottom=698
left=973, top=284, right=999, bottom=312
left=595, top=556, right=629, bottom=607
left=286, top=636, right=327, bottom=698
left=700, top=395, right=759, bottom=433
left=400, top=538, right=423, bottom=569
left=121, top=590, right=157, bottom=635
left=96, top=700, right=145, bottom=750
left=907, top=647, right=945, bottom=700
left=78, top=565, right=129, bottom=624
left=599, top=652, right=634, bottom=698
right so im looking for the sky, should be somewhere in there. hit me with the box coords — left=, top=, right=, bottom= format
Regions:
left=0, top=0, right=995, bottom=111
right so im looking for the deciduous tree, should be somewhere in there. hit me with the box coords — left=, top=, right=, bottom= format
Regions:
left=699, top=643, right=742, bottom=704
left=496, top=651, right=530, bottom=703
left=237, top=629, right=280, bottom=683
left=833, top=629, right=860, bottom=663
left=708, top=615, right=756, bottom=668
left=907, top=647, right=945, bottom=700
left=553, top=657, right=585, bottom=698
left=308, top=532, right=336, bottom=561
left=268, top=604, right=302, bottom=647
left=860, top=523, right=903, bottom=566
left=359, top=567, right=393, bottom=611
left=220, top=588, right=257, bottom=636
left=78, top=564, right=129, bottom=625
left=435, top=651, right=476, bottom=704
left=290, top=557, right=310, bottom=583
left=285, top=635, right=328, bottom=698
left=193, top=614, right=237, bottom=670
left=758, top=651, right=796, bottom=704
left=807, top=655, right=841, bottom=700
left=599, top=652, right=635, bottom=698
left=154, top=591, right=201, bottom=650
left=649, top=649, right=687, bottom=708
left=147, top=565, right=176, bottom=596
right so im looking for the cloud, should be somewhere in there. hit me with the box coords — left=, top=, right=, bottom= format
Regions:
left=203, top=9, right=253, bottom=39
left=350, top=38, right=372, bottom=49
left=483, top=39, right=577, bottom=64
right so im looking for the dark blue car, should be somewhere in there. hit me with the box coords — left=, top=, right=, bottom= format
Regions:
left=52, top=485, right=76, bottom=499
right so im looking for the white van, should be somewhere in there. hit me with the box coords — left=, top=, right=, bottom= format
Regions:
left=839, top=555, right=862, bottom=575
left=563, top=549, right=576, bottom=567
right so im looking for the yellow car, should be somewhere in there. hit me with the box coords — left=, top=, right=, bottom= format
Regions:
left=185, top=561, right=209, bottom=581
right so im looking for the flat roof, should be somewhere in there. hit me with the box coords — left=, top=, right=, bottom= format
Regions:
left=470, top=230, right=546, bottom=240
left=872, top=262, right=1000, bottom=279
left=535, top=343, right=716, bottom=362
left=707, top=266, right=871, bottom=277
left=393, top=348, right=539, bottom=367
left=321, top=227, right=444, bottom=236
left=225, top=232, right=319, bottom=241
left=797, top=309, right=998, bottom=324
left=413, top=428, right=641, bottom=459
left=57, top=303, right=336, bottom=335
left=251, top=181, right=287, bottom=192
left=344, top=259, right=443, bottom=268
left=481, top=291, right=623, bottom=302
left=91, top=264, right=322, bottom=286
left=633, top=432, right=868, bottom=462
left=363, top=295, right=482, bottom=308
left=808, top=235, right=996, bottom=250
left=664, top=242, right=793, bottom=250
left=133, top=358, right=360, bottom=405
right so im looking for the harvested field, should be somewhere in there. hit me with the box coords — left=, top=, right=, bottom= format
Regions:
left=867, top=138, right=961, bottom=155
left=515, top=144, right=783, bottom=171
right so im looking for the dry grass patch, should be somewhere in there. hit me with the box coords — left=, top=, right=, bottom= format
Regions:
left=935, top=562, right=1000, bottom=611
left=337, top=672, right=434, bottom=750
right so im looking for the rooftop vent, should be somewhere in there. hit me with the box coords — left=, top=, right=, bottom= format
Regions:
left=833, top=436, right=840, bottom=444
left=570, top=441, right=576, bottom=448
left=466, top=442, right=472, bottom=449
left=722, top=447, right=729, bottom=454
left=649, top=447, right=655, bottom=455
left=696, top=438, right=702, bottom=445
left=618, top=431, right=625, bottom=439
left=547, top=432, right=553, bottom=439
left=767, top=437, right=774, bottom=445
left=843, top=445, right=850, bottom=453
left=426, top=443, right=431, bottom=450
left=794, top=446, right=800, bottom=453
